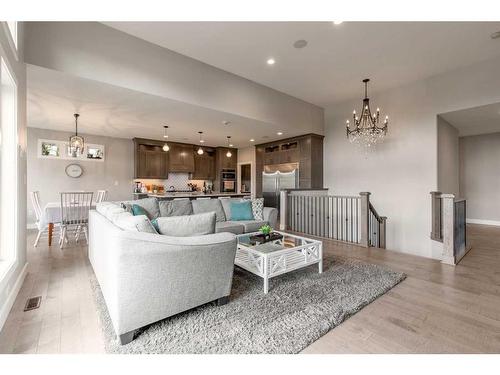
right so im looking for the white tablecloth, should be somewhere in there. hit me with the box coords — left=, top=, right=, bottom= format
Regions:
left=43, top=202, right=96, bottom=224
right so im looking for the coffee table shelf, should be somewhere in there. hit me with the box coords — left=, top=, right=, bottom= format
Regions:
left=235, top=231, right=323, bottom=294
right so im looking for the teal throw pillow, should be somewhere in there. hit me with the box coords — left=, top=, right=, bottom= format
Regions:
left=230, top=201, right=254, bottom=221
left=131, top=204, right=148, bottom=217
left=150, top=218, right=160, bottom=233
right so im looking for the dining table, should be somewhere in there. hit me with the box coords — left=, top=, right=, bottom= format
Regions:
left=43, top=201, right=96, bottom=246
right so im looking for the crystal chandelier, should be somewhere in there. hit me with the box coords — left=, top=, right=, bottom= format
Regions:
left=68, top=113, right=84, bottom=157
left=346, top=79, right=388, bottom=148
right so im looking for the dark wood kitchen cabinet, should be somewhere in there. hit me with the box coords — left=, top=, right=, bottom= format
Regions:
left=134, top=138, right=168, bottom=179
left=168, top=143, right=195, bottom=173
left=216, top=147, right=237, bottom=170
left=191, top=148, right=216, bottom=180
left=213, top=147, right=238, bottom=192
left=255, top=134, right=324, bottom=197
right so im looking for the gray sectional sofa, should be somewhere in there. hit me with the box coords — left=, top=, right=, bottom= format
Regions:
left=88, top=197, right=278, bottom=345
left=123, top=197, right=278, bottom=235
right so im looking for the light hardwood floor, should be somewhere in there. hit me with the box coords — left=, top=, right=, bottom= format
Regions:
left=1, top=224, right=499, bottom=354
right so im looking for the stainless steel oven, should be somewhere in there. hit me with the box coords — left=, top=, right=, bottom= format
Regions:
left=221, top=169, right=236, bottom=192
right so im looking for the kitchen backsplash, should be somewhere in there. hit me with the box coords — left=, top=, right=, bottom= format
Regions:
left=134, top=173, right=209, bottom=191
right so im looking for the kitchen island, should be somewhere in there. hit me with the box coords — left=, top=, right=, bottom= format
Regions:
left=133, top=192, right=251, bottom=200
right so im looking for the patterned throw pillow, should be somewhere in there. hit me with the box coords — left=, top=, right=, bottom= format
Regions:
left=250, top=198, right=264, bottom=221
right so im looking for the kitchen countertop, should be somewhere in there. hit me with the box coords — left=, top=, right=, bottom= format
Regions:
left=133, top=192, right=251, bottom=199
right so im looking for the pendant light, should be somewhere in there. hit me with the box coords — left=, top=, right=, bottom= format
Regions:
left=226, top=136, right=232, bottom=158
left=68, top=113, right=84, bottom=157
left=162, top=126, right=170, bottom=152
left=197, top=131, right=204, bottom=155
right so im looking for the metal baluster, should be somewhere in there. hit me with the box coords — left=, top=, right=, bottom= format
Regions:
left=350, top=198, right=353, bottom=243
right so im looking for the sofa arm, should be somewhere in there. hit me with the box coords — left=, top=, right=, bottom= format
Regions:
left=263, top=207, right=278, bottom=228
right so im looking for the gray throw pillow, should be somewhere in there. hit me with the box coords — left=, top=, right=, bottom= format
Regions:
left=154, top=212, right=216, bottom=237
left=159, top=199, right=193, bottom=217
left=113, top=213, right=158, bottom=234
left=191, top=199, right=226, bottom=222
left=120, top=197, right=160, bottom=220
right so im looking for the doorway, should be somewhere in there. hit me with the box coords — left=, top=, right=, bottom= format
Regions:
left=238, top=163, right=252, bottom=197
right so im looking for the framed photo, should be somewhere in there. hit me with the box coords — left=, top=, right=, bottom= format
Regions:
left=86, top=144, right=105, bottom=160
left=38, top=139, right=105, bottom=162
left=40, top=141, right=60, bottom=157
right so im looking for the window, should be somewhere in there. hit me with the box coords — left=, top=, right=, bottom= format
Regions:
left=0, top=58, right=18, bottom=263
left=6, top=22, right=17, bottom=50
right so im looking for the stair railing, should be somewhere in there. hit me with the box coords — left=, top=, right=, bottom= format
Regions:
left=280, top=190, right=386, bottom=248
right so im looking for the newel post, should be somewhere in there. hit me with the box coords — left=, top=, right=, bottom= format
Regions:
left=279, top=190, right=289, bottom=231
left=441, top=194, right=456, bottom=265
left=359, top=192, right=371, bottom=248
left=379, top=216, right=387, bottom=249
left=430, top=191, right=443, bottom=241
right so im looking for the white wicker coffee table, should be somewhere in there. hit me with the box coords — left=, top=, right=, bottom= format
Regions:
left=235, top=231, right=323, bottom=294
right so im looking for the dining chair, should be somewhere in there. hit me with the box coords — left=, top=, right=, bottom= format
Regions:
left=96, top=190, right=108, bottom=203
left=59, top=192, right=94, bottom=249
left=30, top=191, right=60, bottom=247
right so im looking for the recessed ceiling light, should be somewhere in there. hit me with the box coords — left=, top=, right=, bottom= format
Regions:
left=250, top=138, right=255, bottom=142
left=293, top=40, right=308, bottom=49
left=266, top=58, right=275, bottom=65
left=277, top=132, right=283, bottom=135
left=222, top=120, right=231, bottom=126
left=491, top=31, right=500, bottom=39
left=332, top=21, right=343, bottom=25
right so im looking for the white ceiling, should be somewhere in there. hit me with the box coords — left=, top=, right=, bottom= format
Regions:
left=440, top=102, right=500, bottom=137
left=27, top=65, right=302, bottom=147
left=104, top=22, right=500, bottom=107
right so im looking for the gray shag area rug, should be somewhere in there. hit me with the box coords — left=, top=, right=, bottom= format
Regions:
left=90, top=257, right=405, bottom=354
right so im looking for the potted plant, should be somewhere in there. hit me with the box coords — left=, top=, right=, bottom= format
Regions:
left=259, top=224, right=273, bottom=240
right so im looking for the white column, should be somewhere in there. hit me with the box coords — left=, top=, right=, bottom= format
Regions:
left=279, top=190, right=288, bottom=231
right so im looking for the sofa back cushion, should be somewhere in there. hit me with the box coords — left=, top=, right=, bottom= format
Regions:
left=154, top=212, right=216, bottom=237
left=120, top=197, right=160, bottom=220
left=191, top=199, right=226, bottom=222
left=96, top=202, right=158, bottom=233
left=159, top=199, right=193, bottom=217
left=96, top=202, right=126, bottom=222
left=230, top=200, right=254, bottom=221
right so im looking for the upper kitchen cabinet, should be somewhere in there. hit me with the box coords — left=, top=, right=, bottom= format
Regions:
left=168, top=143, right=195, bottom=173
left=134, top=138, right=169, bottom=179
left=216, top=147, right=238, bottom=170
left=255, top=134, right=324, bottom=196
left=191, top=148, right=216, bottom=180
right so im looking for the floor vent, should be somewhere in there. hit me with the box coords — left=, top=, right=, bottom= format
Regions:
left=24, top=296, right=42, bottom=312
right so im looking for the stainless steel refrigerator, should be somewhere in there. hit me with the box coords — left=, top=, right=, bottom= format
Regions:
left=262, top=163, right=299, bottom=212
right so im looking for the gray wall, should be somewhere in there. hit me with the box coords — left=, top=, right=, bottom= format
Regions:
left=460, top=132, right=500, bottom=223
left=437, top=116, right=460, bottom=196
left=27, top=127, right=134, bottom=226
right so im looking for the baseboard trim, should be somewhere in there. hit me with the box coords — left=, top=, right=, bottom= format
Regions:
left=466, top=218, right=500, bottom=227
left=0, top=262, right=28, bottom=331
